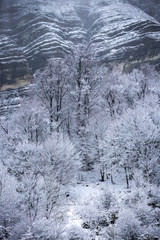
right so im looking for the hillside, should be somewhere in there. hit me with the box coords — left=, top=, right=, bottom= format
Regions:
left=0, top=0, right=160, bottom=90
left=0, top=1, right=160, bottom=239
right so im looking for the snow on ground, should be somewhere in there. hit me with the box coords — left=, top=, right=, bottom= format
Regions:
left=61, top=166, right=130, bottom=238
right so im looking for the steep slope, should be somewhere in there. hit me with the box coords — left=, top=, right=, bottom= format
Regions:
left=0, top=3, right=33, bottom=91
left=0, top=35, right=32, bottom=91
left=89, top=1, right=160, bottom=71
left=0, top=0, right=160, bottom=90
left=126, top=0, right=160, bottom=22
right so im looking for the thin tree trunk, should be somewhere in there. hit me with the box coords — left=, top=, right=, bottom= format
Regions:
left=124, top=166, right=129, bottom=189
left=110, top=165, right=115, bottom=184
left=100, top=166, right=105, bottom=182
left=111, top=173, right=114, bottom=185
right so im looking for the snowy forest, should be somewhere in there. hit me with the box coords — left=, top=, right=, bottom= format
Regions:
left=0, top=46, right=160, bottom=239
left=0, top=0, right=160, bottom=239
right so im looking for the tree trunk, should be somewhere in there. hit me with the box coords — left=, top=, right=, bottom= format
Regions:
left=100, top=167, right=105, bottom=182
left=124, top=166, right=129, bottom=189
left=110, top=166, right=115, bottom=184
left=111, top=173, right=114, bottom=185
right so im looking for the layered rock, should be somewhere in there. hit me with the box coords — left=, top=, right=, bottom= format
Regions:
left=0, top=0, right=160, bottom=90
left=0, top=34, right=32, bottom=91
left=88, top=1, right=160, bottom=71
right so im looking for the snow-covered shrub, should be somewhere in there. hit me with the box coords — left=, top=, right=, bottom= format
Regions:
left=0, top=162, right=20, bottom=239
left=21, top=230, right=41, bottom=240
left=32, top=213, right=66, bottom=240
left=100, top=225, right=123, bottom=240
left=116, top=208, right=142, bottom=240
left=102, top=190, right=116, bottom=210
left=66, top=225, right=90, bottom=240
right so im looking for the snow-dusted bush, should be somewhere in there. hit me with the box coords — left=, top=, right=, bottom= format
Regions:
left=66, top=225, right=91, bottom=240
left=102, top=190, right=115, bottom=210
left=116, top=208, right=142, bottom=240
left=0, top=162, right=20, bottom=239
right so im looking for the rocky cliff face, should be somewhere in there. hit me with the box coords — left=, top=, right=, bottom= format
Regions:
left=126, top=0, right=160, bottom=22
left=89, top=1, right=160, bottom=71
left=0, top=0, right=160, bottom=91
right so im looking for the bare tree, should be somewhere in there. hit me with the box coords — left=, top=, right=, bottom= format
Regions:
left=34, top=58, right=70, bottom=133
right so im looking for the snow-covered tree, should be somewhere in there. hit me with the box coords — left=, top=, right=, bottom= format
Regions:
left=39, top=134, right=78, bottom=219
left=10, top=97, right=47, bottom=144
left=102, top=95, right=160, bottom=187
left=67, top=44, right=101, bottom=169
left=34, top=58, right=71, bottom=133
left=0, top=162, right=19, bottom=239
